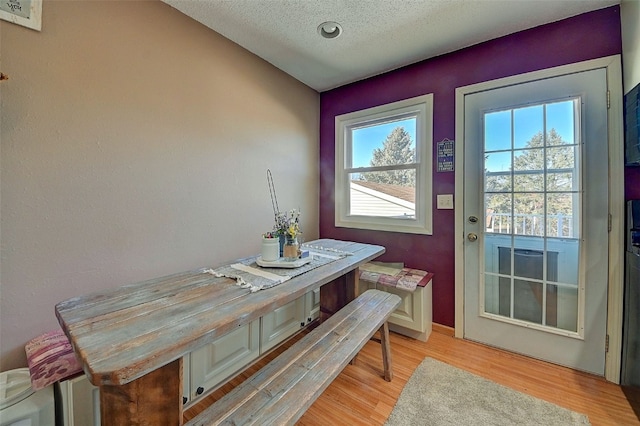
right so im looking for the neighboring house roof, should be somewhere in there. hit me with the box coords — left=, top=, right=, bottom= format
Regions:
left=350, top=180, right=415, bottom=218
left=351, top=180, right=415, bottom=203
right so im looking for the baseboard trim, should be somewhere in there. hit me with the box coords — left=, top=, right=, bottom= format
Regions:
left=432, top=323, right=454, bottom=337
left=388, top=323, right=430, bottom=342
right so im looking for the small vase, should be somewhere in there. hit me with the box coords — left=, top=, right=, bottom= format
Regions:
left=282, top=236, right=299, bottom=261
left=261, top=237, right=280, bottom=262
left=279, top=234, right=285, bottom=257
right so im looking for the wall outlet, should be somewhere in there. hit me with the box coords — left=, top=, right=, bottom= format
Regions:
left=437, top=194, right=454, bottom=209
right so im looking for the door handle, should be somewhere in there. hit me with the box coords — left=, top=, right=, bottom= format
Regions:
left=467, top=233, right=478, bottom=242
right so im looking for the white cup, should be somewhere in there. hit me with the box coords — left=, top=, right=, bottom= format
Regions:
left=261, top=237, right=280, bottom=261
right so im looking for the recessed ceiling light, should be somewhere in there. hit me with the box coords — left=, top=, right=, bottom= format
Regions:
left=318, top=21, right=342, bottom=39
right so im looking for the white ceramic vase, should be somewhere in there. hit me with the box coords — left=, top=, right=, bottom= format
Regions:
left=261, top=237, right=280, bottom=261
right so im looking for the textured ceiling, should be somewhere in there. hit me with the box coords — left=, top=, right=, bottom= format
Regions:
left=162, top=0, right=619, bottom=92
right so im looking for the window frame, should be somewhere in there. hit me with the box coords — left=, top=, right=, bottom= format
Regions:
left=334, top=94, right=434, bottom=234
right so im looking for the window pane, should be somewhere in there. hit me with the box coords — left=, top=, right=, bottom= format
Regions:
left=485, top=193, right=511, bottom=234
left=484, top=234, right=503, bottom=274
left=485, top=152, right=511, bottom=192
left=351, top=118, right=416, bottom=168
left=546, top=100, right=576, bottom=146
left=547, top=238, right=579, bottom=286
left=547, top=171, right=574, bottom=192
left=546, top=193, right=576, bottom=238
left=514, top=279, right=543, bottom=324
left=512, top=244, right=545, bottom=282
left=513, top=193, right=544, bottom=236
left=514, top=105, right=543, bottom=149
left=513, top=148, right=544, bottom=192
left=484, top=273, right=501, bottom=315
left=485, top=110, right=511, bottom=152
left=550, top=283, right=578, bottom=332
left=349, top=171, right=416, bottom=219
left=546, top=146, right=576, bottom=191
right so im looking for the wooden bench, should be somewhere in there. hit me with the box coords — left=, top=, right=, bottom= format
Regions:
left=185, top=289, right=401, bottom=426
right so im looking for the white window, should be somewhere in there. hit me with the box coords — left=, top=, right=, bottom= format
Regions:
left=335, top=94, right=433, bottom=234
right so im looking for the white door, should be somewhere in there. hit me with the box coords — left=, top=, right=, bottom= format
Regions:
left=462, top=67, right=609, bottom=375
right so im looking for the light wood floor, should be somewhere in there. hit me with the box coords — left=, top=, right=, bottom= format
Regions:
left=184, top=325, right=640, bottom=425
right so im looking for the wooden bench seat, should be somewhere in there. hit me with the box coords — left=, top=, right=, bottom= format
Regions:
left=185, top=289, right=401, bottom=426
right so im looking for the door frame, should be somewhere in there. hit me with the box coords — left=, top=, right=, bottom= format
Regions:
left=454, top=55, right=625, bottom=383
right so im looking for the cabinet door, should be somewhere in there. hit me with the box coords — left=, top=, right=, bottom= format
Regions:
left=380, top=284, right=423, bottom=330
left=190, top=319, right=260, bottom=401
left=360, top=279, right=433, bottom=341
left=182, top=355, right=190, bottom=406
left=305, top=288, right=321, bottom=324
left=360, top=278, right=419, bottom=328
left=358, top=278, right=376, bottom=296
left=57, top=375, right=101, bottom=426
left=261, top=296, right=305, bottom=353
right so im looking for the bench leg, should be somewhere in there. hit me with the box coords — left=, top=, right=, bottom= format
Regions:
left=380, top=322, right=393, bottom=382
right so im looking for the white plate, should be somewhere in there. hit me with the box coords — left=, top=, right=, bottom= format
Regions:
left=256, top=256, right=312, bottom=268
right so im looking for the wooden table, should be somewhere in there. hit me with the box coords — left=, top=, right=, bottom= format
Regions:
left=55, top=239, right=384, bottom=425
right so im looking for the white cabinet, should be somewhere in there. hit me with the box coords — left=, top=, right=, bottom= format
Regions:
left=189, top=319, right=260, bottom=403
left=306, top=287, right=321, bottom=324
left=56, top=374, right=101, bottom=426
left=359, top=278, right=432, bottom=341
left=260, top=289, right=320, bottom=354
left=182, top=354, right=190, bottom=406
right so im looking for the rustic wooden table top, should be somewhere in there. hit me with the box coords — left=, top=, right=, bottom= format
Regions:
left=55, top=239, right=384, bottom=387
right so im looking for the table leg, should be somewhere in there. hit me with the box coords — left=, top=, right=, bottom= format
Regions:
left=319, top=267, right=360, bottom=322
left=100, top=358, right=183, bottom=425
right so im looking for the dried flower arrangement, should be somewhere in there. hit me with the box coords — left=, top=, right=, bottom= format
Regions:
left=274, top=209, right=301, bottom=239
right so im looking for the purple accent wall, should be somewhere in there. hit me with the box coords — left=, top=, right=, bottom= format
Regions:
left=319, top=6, right=622, bottom=328
left=626, top=168, right=640, bottom=201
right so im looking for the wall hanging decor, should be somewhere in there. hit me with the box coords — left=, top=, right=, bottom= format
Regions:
left=0, top=0, right=42, bottom=31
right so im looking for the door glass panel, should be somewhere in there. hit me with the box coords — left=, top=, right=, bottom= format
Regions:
left=513, top=149, right=544, bottom=191
left=551, top=283, right=578, bottom=332
left=546, top=101, right=576, bottom=145
left=484, top=273, right=501, bottom=315
left=546, top=193, right=577, bottom=238
left=514, top=279, right=543, bottom=323
left=485, top=152, right=512, bottom=192
left=550, top=237, right=579, bottom=286
left=547, top=170, right=574, bottom=192
left=498, top=275, right=512, bottom=317
left=485, top=110, right=511, bottom=151
left=513, top=193, right=544, bottom=236
left=514, top=105, right=544, bottom=149
left=485, top=194, right=511, bottom=234
left=482, top=98, right=581, bottom=332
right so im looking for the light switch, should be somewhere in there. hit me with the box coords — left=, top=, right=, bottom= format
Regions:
left=437, top=194, right=454, bottom=209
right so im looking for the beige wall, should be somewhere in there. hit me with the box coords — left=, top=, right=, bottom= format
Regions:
left=0, top=0, right=319, bottom=370
left=622, top=0, right=640, bottom=93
